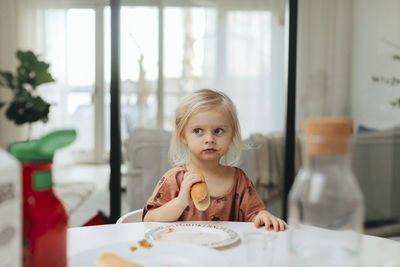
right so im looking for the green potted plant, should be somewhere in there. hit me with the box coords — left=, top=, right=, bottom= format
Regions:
left=0, top=50, right=55, bottom=140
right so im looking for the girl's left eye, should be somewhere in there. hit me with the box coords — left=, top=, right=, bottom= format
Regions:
left=214, top=128, right=224, bottom=134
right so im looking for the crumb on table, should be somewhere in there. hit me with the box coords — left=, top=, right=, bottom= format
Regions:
left=138, top=239, right=152, bottom=249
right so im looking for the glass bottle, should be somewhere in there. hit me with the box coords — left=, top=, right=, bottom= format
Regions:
left=288, top=118, right=364, bottom=267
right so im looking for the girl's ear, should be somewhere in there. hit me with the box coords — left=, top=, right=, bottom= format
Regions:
left=180, top=132, right=188, bottom=145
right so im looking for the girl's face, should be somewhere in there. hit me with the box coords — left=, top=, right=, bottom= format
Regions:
left=181, top=106, right=234, bottom=164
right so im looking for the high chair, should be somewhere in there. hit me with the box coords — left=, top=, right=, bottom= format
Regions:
left=116, top=209, right=143, bottom=223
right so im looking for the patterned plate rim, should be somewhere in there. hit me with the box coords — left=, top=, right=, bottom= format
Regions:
left=144, top=223, right=239, bottom=248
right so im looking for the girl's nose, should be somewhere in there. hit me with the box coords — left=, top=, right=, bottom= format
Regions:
left=204, top=132, right=215, bottom=143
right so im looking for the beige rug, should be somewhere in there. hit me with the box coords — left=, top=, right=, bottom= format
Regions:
left=54, top=182, right=96, bottom=216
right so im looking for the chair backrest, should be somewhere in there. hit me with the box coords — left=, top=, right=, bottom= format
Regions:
left=124, top=128, right=172, bottom=210
left=116, top=209, right=143, bottom=224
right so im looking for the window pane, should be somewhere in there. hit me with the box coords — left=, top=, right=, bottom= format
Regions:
left=121, top=7, right=158, bottom=82
left=163, top=7, right=211, bottom=129
left=66, top=9, right=95, bottom=159
left=164, top=7, right=207, bottom=82
left=120, top=6, right=158, bottom=139
left=67, top=9, right=95, bottom=87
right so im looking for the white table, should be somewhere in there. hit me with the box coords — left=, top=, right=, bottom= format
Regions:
left=68, top=221, right=400, bottom=267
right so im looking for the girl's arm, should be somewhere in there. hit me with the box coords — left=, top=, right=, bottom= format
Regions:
left=143, top=197, right=187, bottom=222
left=143, top=171, right=203, bottom=222
left=143, top=198, right=187, bottom=222
left=237, top=169, right=286, bottom=231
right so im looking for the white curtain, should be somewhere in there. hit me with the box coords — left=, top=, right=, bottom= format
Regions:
left=200, top=0, right=286, bottom=139
left=296, top=0, right=353, bottom=130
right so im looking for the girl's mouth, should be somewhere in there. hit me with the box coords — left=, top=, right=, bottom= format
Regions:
left=203, top=148, right=217, bottom=153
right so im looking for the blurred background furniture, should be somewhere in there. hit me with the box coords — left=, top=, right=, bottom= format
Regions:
left=124, top=128, right=172, bottom=210
left=352, top=125, right=400, bottom=223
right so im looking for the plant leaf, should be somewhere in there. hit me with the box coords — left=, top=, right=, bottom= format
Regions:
left=0, top=71, right=16, bottom=90
left=16, top=65, right=32, bottom=86
left=1, top=50, right=53, bottom=126
left=33, top=61, right=55, bottom=87
left=5, top=93, right=50, bottom=125
left=16, top=50, right=55, bottom=90
left=16, top=50, right=36, bottom=66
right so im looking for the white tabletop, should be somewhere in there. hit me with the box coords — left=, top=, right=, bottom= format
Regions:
left=68, top=221, right=400, bottom=267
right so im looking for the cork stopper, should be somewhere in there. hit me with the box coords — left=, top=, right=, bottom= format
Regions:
left=303, top=118, right=353, bottom=155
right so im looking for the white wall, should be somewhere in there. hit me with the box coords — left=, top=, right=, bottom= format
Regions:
left=350, top=0, right=400, bottom=129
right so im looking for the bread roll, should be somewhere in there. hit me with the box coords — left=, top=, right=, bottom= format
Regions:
left=94, top=252, right=143, bottom=267
left=190, top=170, right=210, bottom=211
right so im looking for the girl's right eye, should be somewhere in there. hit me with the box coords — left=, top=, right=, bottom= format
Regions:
left=194, top=128, right=202, bottom=134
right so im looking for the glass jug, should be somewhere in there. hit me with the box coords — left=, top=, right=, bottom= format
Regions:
left=288, top=118, right=364, bottom=267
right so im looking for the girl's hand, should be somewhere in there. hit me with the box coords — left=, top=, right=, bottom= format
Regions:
left=176, top=171, right=204, bottom=207
left=253, top=210, right=287, bottom=232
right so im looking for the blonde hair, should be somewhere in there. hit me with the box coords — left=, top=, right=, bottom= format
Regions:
left=169, top=89, right=244, bottom=166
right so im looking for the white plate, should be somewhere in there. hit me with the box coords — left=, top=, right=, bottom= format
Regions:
left=144, top=223, right=239, bottom=248
left=68, top=240, right=229, bottom=267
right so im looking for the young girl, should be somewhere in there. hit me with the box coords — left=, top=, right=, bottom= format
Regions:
left=143, top=89, right=287, bottom=231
